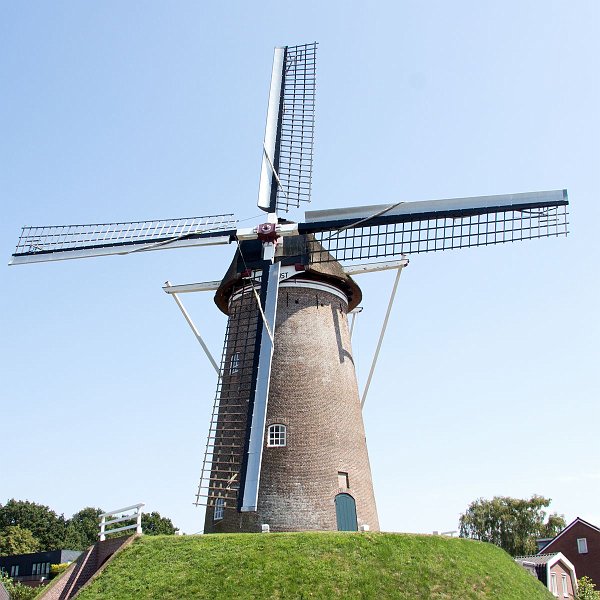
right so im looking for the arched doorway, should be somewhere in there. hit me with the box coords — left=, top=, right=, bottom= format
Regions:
left=335, top=493, right=358, bottom=531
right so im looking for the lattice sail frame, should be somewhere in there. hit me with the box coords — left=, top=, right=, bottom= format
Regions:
left=275, top=43, right=317, bottom=213
left=11, top=214, right=237, bottom=264
left=300, top=192, right=569, bottom=265
left=195, top=274, right=262, bottom=509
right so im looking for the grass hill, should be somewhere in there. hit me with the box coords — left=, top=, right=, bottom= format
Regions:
left=74, top=532, right=554, bottom=599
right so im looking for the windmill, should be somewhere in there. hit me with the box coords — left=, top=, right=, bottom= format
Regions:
left=9, top=42, right=569, bottom=534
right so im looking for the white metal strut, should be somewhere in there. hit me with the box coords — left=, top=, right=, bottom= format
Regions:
left=360, top=262, right=407, bottom=409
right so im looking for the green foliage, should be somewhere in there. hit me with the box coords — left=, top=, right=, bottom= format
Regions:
left=76, top=533, right=555, bottom=600
left=0, top=525, right=39, bottom=556
left=577, top=576, right=600, bottom=600
left=0, top=500, right=179, bottom=553
left=50, top=562, right=71, bottom=576
left=65, top=507, right=104, bottom=550
left=0, top=572, right=39, bottom=600
left=0, top=499, right=66, bottom=552
left=459, top=495, right=565, bottom=556
left=140, top=512, right=177, bottom=536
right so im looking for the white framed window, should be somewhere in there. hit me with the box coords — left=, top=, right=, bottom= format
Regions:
left=230, top=352, right=241, bottom=375
left=577, top=537, right=588, bottom=554
left=551, top=572, right=558, bottom=596
left=214, top=497, right=224, bottom=521
left=267, top=424, right=287, bottom=447
left=10, top=565, right=19, bottom=577
left=562, top=573, right=568, bottom=598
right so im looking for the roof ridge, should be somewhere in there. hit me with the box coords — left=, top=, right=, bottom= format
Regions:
left=536, top=517, right=600, bottom=554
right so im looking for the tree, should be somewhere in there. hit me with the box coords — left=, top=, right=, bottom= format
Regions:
left=0, top=525, right=39, bottom=556
left=0, top=500, right=179, bottom=552
left=458, top=495, right=565, bottom=556
left=141, top=511, right=177, bottom=535
left=577, top=576, right=600, bottom=600
left=0, top=499, right=66, bottom=551
left=64, top=507, right=104, bottom=550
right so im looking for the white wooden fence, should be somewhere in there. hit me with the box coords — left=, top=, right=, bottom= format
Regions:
left=99, top=503, right=145, bottom=541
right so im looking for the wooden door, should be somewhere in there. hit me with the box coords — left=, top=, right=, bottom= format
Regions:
left=335, top=493, right=358, bottom=531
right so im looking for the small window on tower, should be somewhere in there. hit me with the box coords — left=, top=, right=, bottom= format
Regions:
left=214, top=497, right=224, bottom=521
left=267, top=424, right=287, bottom=447
left=338, top=472, right=349, bottom=490
left=230, top=352, right=240, bottom=375
left=577, top=537, right=588, bottom=554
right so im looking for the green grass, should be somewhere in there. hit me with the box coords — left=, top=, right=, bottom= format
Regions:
left=76, top=532, right=554, bottom=600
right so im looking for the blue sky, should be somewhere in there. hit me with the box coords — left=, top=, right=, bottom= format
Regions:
left=1, top=1, right=598, bottom=535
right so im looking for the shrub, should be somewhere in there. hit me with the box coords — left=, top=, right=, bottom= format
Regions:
left=577, top=576, right=600, bottom=600
left=50, top=562, right=71, bottom=576
left=0, top=571, right=40, bottom=600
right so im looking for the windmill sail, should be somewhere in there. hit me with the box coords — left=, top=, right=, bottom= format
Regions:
left=258, top=43, right=317, bottom=214
left=195, top=275, right=263, bottom=511
left=195, top=262, right=281, bottom=514
left=238, top=261, right=281, bottom=512
left=299, top=190, right=569, bottom=264
left=9, top=215, right=237, bottom=265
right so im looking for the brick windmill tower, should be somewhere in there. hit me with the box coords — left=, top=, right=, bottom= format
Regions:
left=202, top=233, right=379, bottom=533
left=9, top=43, right=569, bottom=534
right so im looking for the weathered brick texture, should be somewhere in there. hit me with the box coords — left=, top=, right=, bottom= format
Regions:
left=542, top=520, right=600, bottom=586
left=37, top=535, right=133, bottom=600
left=205, top=276, right=379, bottom=533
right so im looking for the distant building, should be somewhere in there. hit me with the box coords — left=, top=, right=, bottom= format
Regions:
left=0, top=549, right=81, bottom=587
left=537, top=517, right=600, bottom=586
left=515, top=552, right=577, bottom=598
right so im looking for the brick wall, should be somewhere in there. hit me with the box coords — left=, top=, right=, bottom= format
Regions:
left=205, top=277, right=379, bottom=533
left=38, top=535, right=134, bottom=600
left=550, top=560, right=576, bottom=600
left=37, top=546, right=95, bottom=600
left=544, top=522, right=600, bottom=586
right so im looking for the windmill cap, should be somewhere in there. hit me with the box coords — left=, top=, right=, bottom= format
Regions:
left=214, top=234, right=362, bottom=314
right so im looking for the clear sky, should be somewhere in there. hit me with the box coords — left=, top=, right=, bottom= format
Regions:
left=1, top=1, right=598, bottom=535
